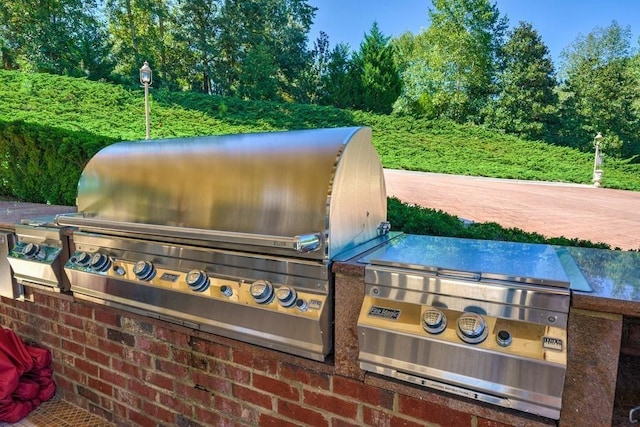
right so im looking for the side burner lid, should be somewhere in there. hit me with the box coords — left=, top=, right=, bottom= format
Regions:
left=360, top=234, right=570, bottom=288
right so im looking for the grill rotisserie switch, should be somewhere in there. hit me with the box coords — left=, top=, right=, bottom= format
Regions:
left=496, top=330, right=512, bottom=347
left=250, top=280, right=274, bottom=304
left=186, top=270, right=210, bottom=292
left=422, top=308, right=447, bottom=334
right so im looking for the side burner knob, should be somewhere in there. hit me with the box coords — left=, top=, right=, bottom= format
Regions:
left=90, top=252, right=112, bottom=272
left=276, top=286, right=297, bottom=308
left=186, top=270, right=210, bottom=292
left=422, top=309, right=447, bottom=334
left=74, top=251, right=92, bottom=267
left=250, top=280, right=274, bottom=304
left=22, top=243, right=44, bottom=260
left=456, top=312, right=488, bottom=344
left=133, top=260, right=156, bottom=281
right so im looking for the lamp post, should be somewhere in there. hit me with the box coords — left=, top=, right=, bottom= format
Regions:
left=139, top=61, right=152, bottom=140
left=592, top=132, right=603, bottom=187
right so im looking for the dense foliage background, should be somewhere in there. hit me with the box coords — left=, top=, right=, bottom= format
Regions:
left=1, top=0, right=639, bottom=249
left=1, top=69, right=639, bottom=206
left=2, top=0, right=640, bottom=160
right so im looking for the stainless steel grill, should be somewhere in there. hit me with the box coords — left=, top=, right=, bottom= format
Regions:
left=357, top=234, right=572, bottom=419
left=55, top=127, right=389, bottom=361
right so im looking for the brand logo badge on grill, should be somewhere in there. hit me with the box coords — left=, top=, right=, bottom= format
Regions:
left=542, top=336, right=563, bottom=351
left=368, top=306, right=401, bottom=320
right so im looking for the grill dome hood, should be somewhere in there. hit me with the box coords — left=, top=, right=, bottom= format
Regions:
left=64, top=127, right=387, bottom=260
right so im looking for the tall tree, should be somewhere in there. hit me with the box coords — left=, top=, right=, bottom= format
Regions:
left=419, top=0, right=507, bottom=121
left=214, top=0, right=316, bottom=100
left=105, top=0, right=174, bottom=86
left=352, top=22, right=402, bottom=114
left=171, top=0, right=222, bottom=93
left=295, top=31, right=330, bottom=103
left=558, top=21, right=639, bottom=157
left=484, top=22, right=558, bottom=141
left=318, top=42, right=358, bottom=108
left=391, top=32, right=440, bottom=116
left=0, top=0, right=110, bottom=77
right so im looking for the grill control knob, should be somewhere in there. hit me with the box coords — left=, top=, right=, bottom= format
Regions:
left=133, top=260, right=155, bottom=281
left=456, top=312, right=488, bottom=344
left=186, top=270, right=210, bottom=292
left=22, top=243, right=44, bottom=260
left=496, top=330, right=512, bottom=347
left=90, top=252, right=112, bottom=272
left=422, top=309, right=447, bottom=334
left=276, top=286, right=297, bottom=308
left=74, top=251, right=92, bottom=267
left=250, top=280, right=274, bottom=304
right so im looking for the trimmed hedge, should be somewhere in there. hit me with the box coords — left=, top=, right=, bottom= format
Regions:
left=386, top=197, right=613, bottom=249
left=0, top=120, right=116, bottom=205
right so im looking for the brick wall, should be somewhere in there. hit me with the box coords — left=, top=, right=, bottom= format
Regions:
left=0, top=288, right=550, bottom=427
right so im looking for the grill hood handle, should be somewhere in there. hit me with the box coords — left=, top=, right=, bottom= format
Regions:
left=55, top=214, right=323, bottom=254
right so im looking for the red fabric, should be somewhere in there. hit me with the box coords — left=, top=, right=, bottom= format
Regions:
left=0, top=329, right=33, bottom=377
left=0, top=328, right=55, bottom=423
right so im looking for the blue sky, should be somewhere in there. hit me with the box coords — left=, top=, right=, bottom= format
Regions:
left=308, top=0, right=640, bottom=65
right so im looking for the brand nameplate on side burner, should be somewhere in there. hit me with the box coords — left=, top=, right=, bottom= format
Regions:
left=542, top=336, right=563, bottom=351
left=368, top=306, right=401, bottom=320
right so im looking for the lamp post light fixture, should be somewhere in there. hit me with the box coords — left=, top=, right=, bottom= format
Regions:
left=592, top=132, right=603, bottom=187
left=139, top=61, right=153, bottom=140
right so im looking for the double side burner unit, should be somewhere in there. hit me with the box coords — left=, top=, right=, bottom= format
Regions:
left=357, top=234, right=571, bottom=419
left=55, top=127, right=389, bottom=361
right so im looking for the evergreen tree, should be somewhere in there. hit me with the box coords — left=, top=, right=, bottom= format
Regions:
left=484, top=22, right=558, bottom=141
left=319, top=43, right=357, bottom=109
left=353, top=22, right=402, bottom=114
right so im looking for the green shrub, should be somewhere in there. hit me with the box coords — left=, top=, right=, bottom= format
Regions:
left=387, top=197, right=612, bottom=249
left=0, top=120, right=116, bottom=205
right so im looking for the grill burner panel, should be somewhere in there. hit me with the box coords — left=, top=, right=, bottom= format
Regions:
left=357, top=234, right=571, bottom=419
left=67, top=231, right=332, bottom=361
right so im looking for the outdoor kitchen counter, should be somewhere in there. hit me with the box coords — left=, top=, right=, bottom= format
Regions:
left=566, top=246, right=640, bottom=315
left=333, top=241, right=640, bottom=427
left=0, top=201, right=76, bottom=230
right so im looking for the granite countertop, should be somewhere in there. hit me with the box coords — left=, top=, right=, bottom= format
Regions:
left=345, top=233, right=640, bottom=318
left=0, top=201, right=76, bottom=230
left=2, top=200, right=638, bottom=318
left=566, top=246, right=640, bottom=316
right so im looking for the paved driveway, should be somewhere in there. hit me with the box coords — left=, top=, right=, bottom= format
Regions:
left=384, top=169, right=640, bottom=250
